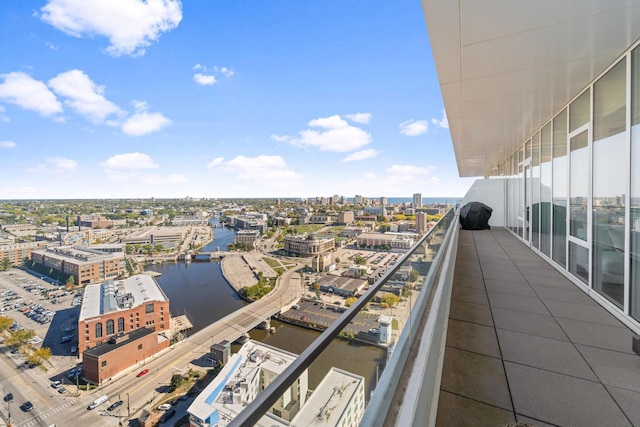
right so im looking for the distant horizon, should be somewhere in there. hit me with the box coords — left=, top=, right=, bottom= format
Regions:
left=0, top=195, right=463, bottom=203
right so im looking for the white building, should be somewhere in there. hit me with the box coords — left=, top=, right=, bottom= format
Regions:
left=291, top=367, right=365, bottom=427
left=188, top=340, right=308, bottom=427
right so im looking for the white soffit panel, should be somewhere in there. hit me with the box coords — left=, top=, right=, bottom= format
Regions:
left=423, top=0, right=640, bottom=177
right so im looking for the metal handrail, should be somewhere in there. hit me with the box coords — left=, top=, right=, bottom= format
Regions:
left=229, top=208, right=457, bottom=427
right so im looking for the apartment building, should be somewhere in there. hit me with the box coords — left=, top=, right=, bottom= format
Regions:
left=0, top=241, right=49, bottom=266
left=30, top=246, right=126, bottom=285
left=283, top=234, right=334, bottom=257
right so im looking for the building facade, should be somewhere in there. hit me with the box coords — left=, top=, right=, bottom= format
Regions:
left=31, top=246, right=126, bottom=285
left=283, top=234, right=335, bottom=257
left=412, top=193, right=422, bottom=208
left=415, top=212, right=428, bottom=234
left=0, top=241, right=49, bottom=266
left=338, top=211, right=355, bottom=224
left=78, top=275, right=170, bottom=352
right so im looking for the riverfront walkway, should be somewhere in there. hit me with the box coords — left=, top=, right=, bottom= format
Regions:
left=437, top=228, right=640, bottom=427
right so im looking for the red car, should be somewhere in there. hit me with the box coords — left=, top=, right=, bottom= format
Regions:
left=136, top=369, right=149, bottom=377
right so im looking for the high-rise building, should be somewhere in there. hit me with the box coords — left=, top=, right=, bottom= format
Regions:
left=412, top=193, right=422, bottom=208
left=415, top=212, right=427, bottom=234
left=380, top=196, right=388, bottom=206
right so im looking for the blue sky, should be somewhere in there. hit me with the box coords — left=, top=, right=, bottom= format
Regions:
left=0, top=0, right=475, bottom=200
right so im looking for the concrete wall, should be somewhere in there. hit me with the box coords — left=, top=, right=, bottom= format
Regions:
left=461, top=179, right=505, bottom=227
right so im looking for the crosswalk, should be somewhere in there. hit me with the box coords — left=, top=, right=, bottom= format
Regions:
left=15, top=399, right=76, bottom=427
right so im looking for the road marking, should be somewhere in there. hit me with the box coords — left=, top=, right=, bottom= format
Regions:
left=15, top=400, right=76, bottom=426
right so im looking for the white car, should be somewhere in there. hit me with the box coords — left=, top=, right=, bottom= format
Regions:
left=157, top=403, right=172, bottom=411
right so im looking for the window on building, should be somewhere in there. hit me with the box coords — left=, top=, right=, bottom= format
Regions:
left=145, top=303, right=154, bottom=314
left=632, top=46, right=640, bottom=321
left=553, top=108, right=568, bottom=268
left=118, top=317, right=125, bottom=333
left=101, top=361, right=107, bottom=367
left=138, top=344, right=142, bottom=350
left=593, top=58, right=626, bottom=308
left=95, top=322, right=103, bottom=338
left=106, top=319, right=114, bottom=335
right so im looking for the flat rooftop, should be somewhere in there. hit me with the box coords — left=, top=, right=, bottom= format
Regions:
left=437, top=228, right=640, bottom=426
left=79, top=274, right=167, bottom=321
left=34, top=245, right=124, bottom=265
left=291, top=367, right=364, bottom=426
left=188, top=340, right=298, bottom=426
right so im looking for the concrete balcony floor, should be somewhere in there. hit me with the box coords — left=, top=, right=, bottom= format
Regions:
left=437, top=228, right=640, bottom=427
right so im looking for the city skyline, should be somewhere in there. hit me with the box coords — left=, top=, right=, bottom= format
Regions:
left=0, top=1, right=476, bottom=200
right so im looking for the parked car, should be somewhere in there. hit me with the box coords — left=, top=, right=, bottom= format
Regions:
left=51, top=380, right=62, bottom=389
left=157, top=403, right=172, bottom=411
left=136, top=369, right=149, bottom=377
left=3, top=393, right=12, bottom=402
left=21, top=401, right=33, bottom=412
left=57, top=387, right=67, bottom=394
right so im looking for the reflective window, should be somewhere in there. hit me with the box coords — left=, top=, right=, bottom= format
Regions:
left=95, top=322, right=103, bottom=338
left=570, top=90, right=590, bottom=132
left=540, top=124, right=552, bottom=256
left=532, top=132, right=540, bottom=249
left=632, top=48, right=640, bottom=320
left=118, top=317, right=125, bottom=333
left=553, top=109, right=568, bottom=267
left=106, top=319, right=114, bottom=335
left=569, top=130, right=589, bottom=241
left=569, top=241, right=589, bottom=283
left=593, top=59, right=626, bottom=308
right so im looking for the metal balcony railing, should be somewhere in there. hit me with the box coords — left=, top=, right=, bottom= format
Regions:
left=229, top=207, right=459, bottom=427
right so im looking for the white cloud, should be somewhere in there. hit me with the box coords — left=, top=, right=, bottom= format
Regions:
left=220, top=67, right=234, bottom=78
left=194, top=73, right=217, bottom=86
left=206, top=157, right=224, bottom=168
left=45, top=41, right=59, bottom=50
left=48, top=69, right=122, bottom=123
left=121, top=101, right=170, bottom=136
left=270, top=134, right=292, bottom=142
left=100, top=152, right=158, bottom=170
left=431, top=109, right=449, bottom=129
left=342, top=149, right=379, bottom=162
left=28, top=157, right=77, bottom=174
left=283, top=114, right=372, bottom=153
left=346, top=112, right=371, bottom=124
left=0, top=72, right=62, bottom=116
left=214, top=155, right=301, bottom=181
left=0, top=140, right=17, bottom=148
left=399, top=119, right=428, bottom=136
left=40, top=0, right=182, bottom=57
left=193, top=65, right=234, bottom=85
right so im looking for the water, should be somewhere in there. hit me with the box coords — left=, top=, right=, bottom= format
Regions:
left=145, top=219, right=244, bottom=332
left=147, top=216, right=384, bottom=397
left=248, top=319, right=386, bottom=397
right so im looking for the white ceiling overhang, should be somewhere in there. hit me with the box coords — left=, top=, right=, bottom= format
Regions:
left=422, top=0, right=640, bottom=177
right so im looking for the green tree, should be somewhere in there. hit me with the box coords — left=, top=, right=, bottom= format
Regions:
left=381, top=293, right=399, bottom=307
left=0, top=315, right=13, bottom=332
left=66, top=275, right=75, bottom=286
left=354, top=256, right=367, bottom=265
left=0, top=257, right=12, bottom=271
left=335, top=257, right=340, bottom=264
left=6, top=329, right=35, bottom=348
left=344, top=297, right=357, bottom=307
left=409, top=268, right=419, bottom=282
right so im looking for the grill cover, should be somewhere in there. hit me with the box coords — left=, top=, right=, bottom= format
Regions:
left=459, top=202, right=492, bottom=230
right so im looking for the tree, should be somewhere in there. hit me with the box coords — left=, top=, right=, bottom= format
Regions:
left=0, top=315, right=13, bottom=332
left=335, top=257, right=340, bottom=264
left=381, top=293, right=399, bottom=307
left=409, top=268, right=419, bottom=283
left=66, top=275, right=75, bottom=286
left=354, top=256, right=367, bottom=265
left=6, top=329, right=35, bottom=348
left=345, top=297, right=357, bottom=307
left=0, top=257, right=12, bottom=271
left=35, top=347, right=52, bottom=365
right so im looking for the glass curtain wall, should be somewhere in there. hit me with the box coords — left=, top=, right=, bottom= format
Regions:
left=540, top=124, right=552, bottom=256
left=592, top=59, right=626, bottom=308
left=552, top=109, right=568, bottom=267
left=532, top=132, right=541, bottom=249
left=631, top=48, right=640, bottom=320
left=568, top=90, right=590, bottom=283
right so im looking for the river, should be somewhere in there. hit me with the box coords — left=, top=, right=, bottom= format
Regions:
left=146, top=218, right=386, bottom=394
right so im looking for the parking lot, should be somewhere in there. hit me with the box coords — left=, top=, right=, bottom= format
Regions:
left=0, top=269, right=82, bottom=372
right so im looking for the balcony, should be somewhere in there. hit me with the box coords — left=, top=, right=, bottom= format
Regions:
left=227, top=210, right=640, bottom=426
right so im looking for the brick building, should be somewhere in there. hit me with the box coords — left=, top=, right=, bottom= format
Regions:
left=283, top=234, right=334, bottom=258
left=78, top=275, right=171, bottom=384
left=0, top=241, right=49, bottom=266
left=30, top=246, right=126, bottom=285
